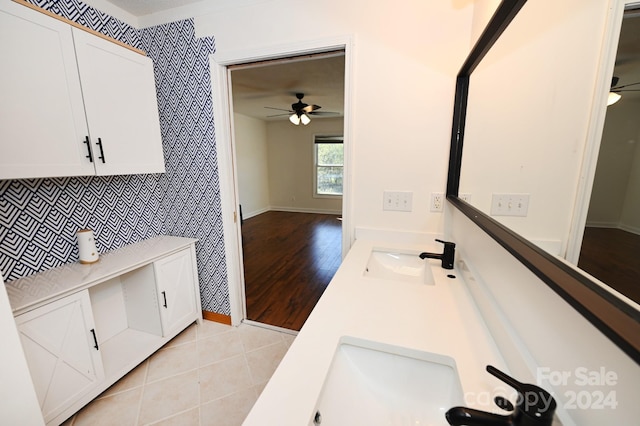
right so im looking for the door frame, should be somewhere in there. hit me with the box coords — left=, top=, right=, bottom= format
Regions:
left=210, top=36, right=354, bottom=325
left=566, top=0, right=637, bottom=263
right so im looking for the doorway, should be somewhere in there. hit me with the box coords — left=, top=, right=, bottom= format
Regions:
left=211, top=44, right=352, bottom=330
left=569, top=3, right=640, bottom=304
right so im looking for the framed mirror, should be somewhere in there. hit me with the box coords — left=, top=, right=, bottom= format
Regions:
left=446, top=0, right=640, bottom=362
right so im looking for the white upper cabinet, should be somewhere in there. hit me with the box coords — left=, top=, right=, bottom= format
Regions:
left=0, top=1, right=165, bottom=180
left=73, top=28, right=165, bottom=176
left=0, top=1, right=94, bottom=179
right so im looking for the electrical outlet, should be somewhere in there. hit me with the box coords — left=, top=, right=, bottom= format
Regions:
left=430, top=192, right=444, bottom=212
left=459, top=193, right=472, bottom=202
left=490, top=193, right=530, bottom=217
left=383, top=191, right=413, bottom=212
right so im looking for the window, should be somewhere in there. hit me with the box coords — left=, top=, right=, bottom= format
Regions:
left=314, top=135, right=344, bottom=197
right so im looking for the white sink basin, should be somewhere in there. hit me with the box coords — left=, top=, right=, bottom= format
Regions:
left=364, top=249, right=435, bottom=285
left=311, top=337, right=464, bottom=425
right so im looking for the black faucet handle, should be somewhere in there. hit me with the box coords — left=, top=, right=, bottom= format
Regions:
left=435, top=238, right=456, bottom=248
left=487, top=365, right=557, bottom=423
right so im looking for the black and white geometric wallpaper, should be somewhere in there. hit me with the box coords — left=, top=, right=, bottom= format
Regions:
left=0, top=0, right=229, bottom=315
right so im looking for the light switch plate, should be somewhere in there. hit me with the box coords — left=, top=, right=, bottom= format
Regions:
left=383, top=191, right=413, bottom=212
left=490, top=193, right=530, bottom=217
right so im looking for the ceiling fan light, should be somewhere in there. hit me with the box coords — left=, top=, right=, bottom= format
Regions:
left=300, top=113, right=311, bottom=125
left=289, top=113, right=301, bottom=125
left=607, top=92, right=621, bottom=106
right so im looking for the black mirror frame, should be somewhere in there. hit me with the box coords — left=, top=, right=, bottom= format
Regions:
left=446, top=0, right=640, bottom=363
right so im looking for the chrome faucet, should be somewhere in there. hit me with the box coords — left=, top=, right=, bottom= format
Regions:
left=419, top=239, right=455, bottom=269
left=445, top=365, right=557, bottom=426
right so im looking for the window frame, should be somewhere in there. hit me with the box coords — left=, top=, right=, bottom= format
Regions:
left=313, top=134, right=344, bottom=199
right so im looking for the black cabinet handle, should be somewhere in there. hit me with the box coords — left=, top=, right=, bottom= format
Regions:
left=96, top=138, right=106, bottom=163
left=83, top=136, right=93, bottom=162
left=90, top=328, right=99, bottom=350
left=162, top=291, right=167, bottom=308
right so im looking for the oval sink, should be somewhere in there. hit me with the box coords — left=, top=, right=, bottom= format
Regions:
left=364, top=249, right=435, bottom=285
left=312, top=336, right=464, bottom=425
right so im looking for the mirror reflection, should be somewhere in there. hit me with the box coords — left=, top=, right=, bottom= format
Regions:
left=578, top=9, right=640, bottom=303
left=459, top=2, right=640, bottom=304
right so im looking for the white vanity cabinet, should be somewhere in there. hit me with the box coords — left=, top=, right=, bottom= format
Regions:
left=15, top=290, right=104, bottom=424
left=5, top=236, right=202, bottom=426
left=0, top=0, right=164, bottom=180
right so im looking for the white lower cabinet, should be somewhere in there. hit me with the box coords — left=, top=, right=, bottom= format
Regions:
left=15, top=290, right=104, bottom=424
left=154, top=249, right=198, bottom=337
left=6, top=236, right=202, bottom=425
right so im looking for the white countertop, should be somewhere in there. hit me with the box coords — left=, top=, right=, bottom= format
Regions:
left=243, top=239, right=508, bottom=425
left=5, top=235, right=197, bottom=316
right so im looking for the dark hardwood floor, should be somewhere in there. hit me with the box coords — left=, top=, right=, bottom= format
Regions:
left=241, top=211, right=342, bottom=331
left=578, top=227, right=640, bottom=304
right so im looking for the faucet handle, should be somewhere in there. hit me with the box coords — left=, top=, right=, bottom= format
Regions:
left=435, top=238, right=456, bottom=247
left=487, top=365, right=557, bottom=423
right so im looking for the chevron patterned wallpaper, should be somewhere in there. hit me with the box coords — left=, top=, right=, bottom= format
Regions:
left=0, top=0, right=229, bottom=315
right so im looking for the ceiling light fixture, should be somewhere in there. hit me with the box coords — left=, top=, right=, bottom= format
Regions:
left=289, top=113, right=300, bottom=125
left=608, top=76, right=621, bottom=106
left=607, top=91, right=621, bottom=106
left=289, top=112, right=311, bottom=126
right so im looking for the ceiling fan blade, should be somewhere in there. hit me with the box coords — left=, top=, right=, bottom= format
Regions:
left=303, top=104, right=321, bottom=113
left=264, top=106, right=293, bottom=112
left=612, top=81, right=640, bottom=90
left=266, top=113, right=292, bottom=117
left=308, top=111, right=340, bottom=116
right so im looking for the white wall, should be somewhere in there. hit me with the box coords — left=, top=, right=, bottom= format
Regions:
left=449, top=1, right=640, bottom=424
left=197, top=0, right=475, bottom=239
left=620, top=134, right=640, bottom=231
left=234, top=114, right=344, bottom=216
left=267, top=117, right=343, bottom=214
left=234, top=113, right=270, bottom=218
left=587, top=99, right=640, bottom=232
left=459, top=0, right=610, bottom=255
left=449, top=208, right=639, bottom=426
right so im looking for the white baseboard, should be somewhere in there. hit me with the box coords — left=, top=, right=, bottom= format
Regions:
left=585, top=222, right=640, bottom=236
left=241, top=206, right=270, bottom=220
left=269, top=206, right=342, bottom=215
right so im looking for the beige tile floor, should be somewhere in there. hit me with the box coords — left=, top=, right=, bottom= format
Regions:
left=61, top=320, right=296, bottom=426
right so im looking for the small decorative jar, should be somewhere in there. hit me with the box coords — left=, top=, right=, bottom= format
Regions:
left=76, top=229, right=99, bottom=264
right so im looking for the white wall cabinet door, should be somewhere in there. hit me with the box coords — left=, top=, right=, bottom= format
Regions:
left=73, top=28, right=166, bottom=176
left=15, top=290, right=105, bottom=424
left=0, top=1, right=94, bottom=179
left=154, top=249, right=198, bottom=337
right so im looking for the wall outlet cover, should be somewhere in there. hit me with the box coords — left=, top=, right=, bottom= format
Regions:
left=430, top=192, right=444, bottom=212
left=383, top=191, right=413, bottom=212
left=490, top=193, right=530, bottom=217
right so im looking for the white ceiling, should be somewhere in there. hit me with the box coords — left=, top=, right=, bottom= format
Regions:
left=103, top=0, right=204, bottom=16
left=230, top=53, right=345, bottom=122
left=613, top=12, right=640, bottom=102
left=96, top=1, right=638, bottom=109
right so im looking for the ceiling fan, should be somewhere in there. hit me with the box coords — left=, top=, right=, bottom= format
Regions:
left=608, top=76, right=640, bottom=105
left=265, top=93, right=338, bottom=125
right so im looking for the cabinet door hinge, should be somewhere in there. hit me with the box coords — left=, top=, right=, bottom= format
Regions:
left=233, top=211, right=237, bottom=223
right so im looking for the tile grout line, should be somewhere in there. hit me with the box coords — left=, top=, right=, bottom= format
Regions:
left=134, top=359, right=150, bottom=426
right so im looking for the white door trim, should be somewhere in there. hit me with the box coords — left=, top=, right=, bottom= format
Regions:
left=210, top=59, right=245, bottom=325
left=209, top=35, right=355, bottom=326
left=566, top=0, right=632, bottom=263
